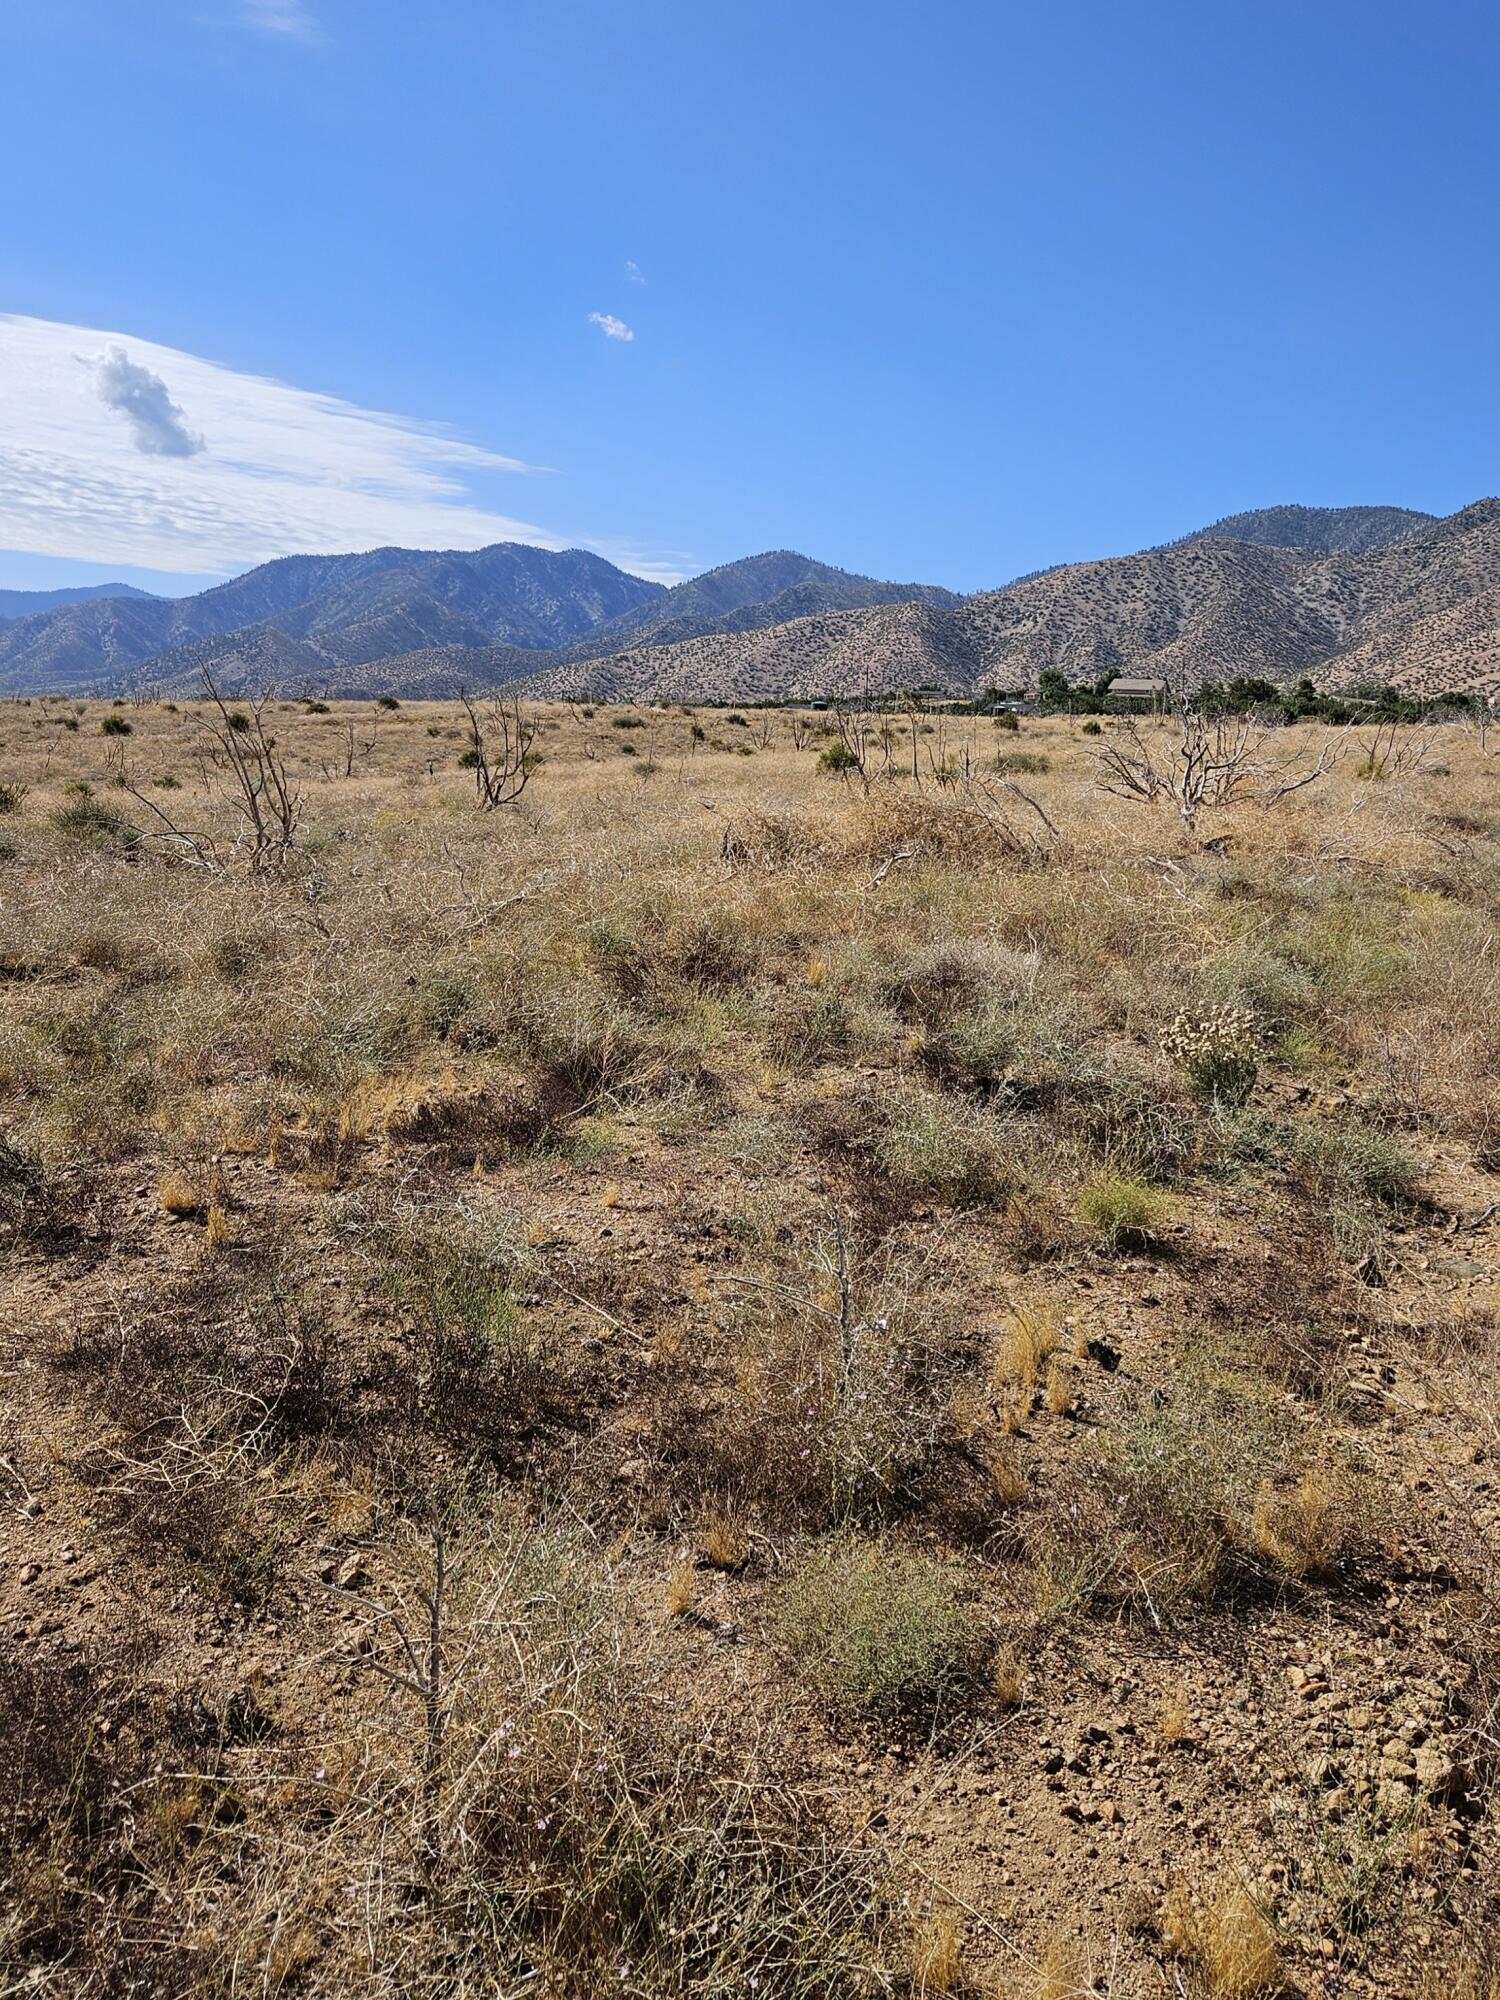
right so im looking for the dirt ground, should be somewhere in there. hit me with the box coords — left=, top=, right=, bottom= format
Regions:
left=1, top=694, right=1496, bottom=1997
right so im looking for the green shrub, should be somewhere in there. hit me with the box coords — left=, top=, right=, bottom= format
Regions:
left=378, top=1212, right=556, bottom=1458
left=817, top=741, right=861, bottom=774
left=370, top=1515, right=899, bottom=1996
left=1080, top=1357, right=1300, bottom=1608
left=376, top=695, right=400, bottom=710
left=50, top=798, right=128, bottom=843
left=99, top=715, right=132, bottom=736
left=994, top=750, right=1050, bottom=775
left=1290, top=1124, right=1422, bottom=1207
left=768, top=988, right=885, bottom=1070
left=876, top=1085, right=1018, bottom=1206
left=1076, top=1171, right=1168, bottom=1247
left=993, top=709, right=1020, bottom=733
left=0, top=780, right=27, bottom=814
left=773, top=1534, right=982, bottom=1720
left=887, top=939, right=1041, bottom=1087
left=695, top=1223, right=936, bottom=1525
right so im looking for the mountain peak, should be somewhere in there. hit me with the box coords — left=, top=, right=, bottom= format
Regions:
left=1175, top=504, right=1435, bottom=558
left=0, top=580, right=158, bottom=622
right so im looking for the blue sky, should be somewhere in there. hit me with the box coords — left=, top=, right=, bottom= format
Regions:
left=1, top=0, right=1496, bottom=596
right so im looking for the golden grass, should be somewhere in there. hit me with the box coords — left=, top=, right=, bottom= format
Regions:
left=665, top=1556, right=697, bottom=1618
left=911, top=1905, right=966, bottom=1994
left=991, top=1305, right=1059, bottom=1393
left=1163, top=1878, right=1283, bottom=1997
left=1044, top=1360, right=1075, bottom=1417
left=699, top=1504, right=749, bottom=1570
left=991, top=1643, right=1025, bottom=1707
left=1250, top=1465, right=1353, bottom=1579
left=156, top=1170, right=203, bottom=1218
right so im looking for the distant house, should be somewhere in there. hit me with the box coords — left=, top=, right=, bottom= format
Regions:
left=1106, top=675, right=1168, bottom=711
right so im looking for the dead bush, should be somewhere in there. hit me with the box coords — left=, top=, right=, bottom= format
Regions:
left=374, top=1207, right=566, bottom=1469
left=666, top=1220, right=948, bottom=1528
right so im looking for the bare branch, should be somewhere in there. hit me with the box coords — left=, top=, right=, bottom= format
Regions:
left=1093, top=685, right=1338, bottom=836
left=460, top=690, right=536, bottom=811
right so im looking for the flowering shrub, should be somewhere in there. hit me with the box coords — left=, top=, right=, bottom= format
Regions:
left=1161, top=1005, right=1260, bottom=1105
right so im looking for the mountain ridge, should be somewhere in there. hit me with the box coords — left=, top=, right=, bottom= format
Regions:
left=0, top=581, right=157, bottom=622
left=1172, top=503, right=1436, bottom=558
left=1, top=502, right=1496, bottom=703
left=0, top=544, right=667, bottom=696
left=123, top=549, right=966, bottom=700
left=511, top=501, right=1500, bottom=705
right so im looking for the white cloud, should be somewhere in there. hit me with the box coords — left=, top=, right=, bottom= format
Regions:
left=624, top=261, right=646, bottom=285
left=240, top=0, right=320, bottom=38
left=0, top=314, right=593, bottom=578
left=588, top=312, right=635, bottom=343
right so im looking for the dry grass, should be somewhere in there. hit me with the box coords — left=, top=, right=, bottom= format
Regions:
left=911, top=1905, right=966, bottom=1994
left=156, top=1168, right=204, bottom=1217
left=1163, top=1878, right=1284, bottom=1997
left=991, top=1304, right=1060, bottom=1392
left=1, top=698, right=1495, bottom=1994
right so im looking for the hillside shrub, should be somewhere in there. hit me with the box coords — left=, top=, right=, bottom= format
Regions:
left=773, top=1535, right=982, bottom=1720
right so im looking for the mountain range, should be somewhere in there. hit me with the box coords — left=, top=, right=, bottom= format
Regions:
left=510, top=501, right=1499, bottom=705
left=0, top=580, right=156, bottom=622
left=0, top=501, right=1494, bottom=703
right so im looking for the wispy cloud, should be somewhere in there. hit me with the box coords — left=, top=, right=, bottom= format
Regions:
left=92, top=346, right=205, bottom=458
left=240, top=0, right=320, bottom=39
left=0, top=314, right=581, bottom=577
left=624, top=260, right=646, bottom=285
left=588, top=312, right=635, bottom=343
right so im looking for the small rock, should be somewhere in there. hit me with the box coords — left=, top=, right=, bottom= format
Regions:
left=1413, top=1745, right=1457, bottom=1797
